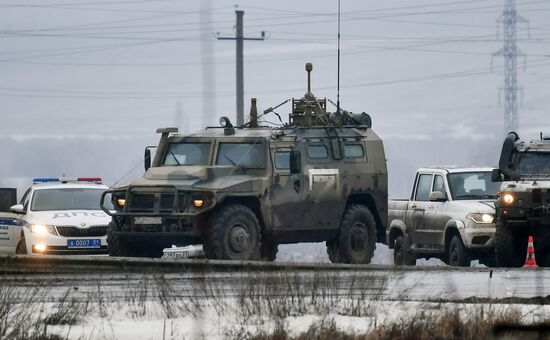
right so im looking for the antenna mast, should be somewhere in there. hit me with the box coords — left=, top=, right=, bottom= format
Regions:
left=336, top=0, right=341, bottom=114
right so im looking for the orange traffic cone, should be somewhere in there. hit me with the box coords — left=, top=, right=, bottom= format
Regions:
left=524, top=235, right=538, bottom=268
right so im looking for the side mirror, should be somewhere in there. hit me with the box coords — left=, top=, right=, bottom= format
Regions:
left=10, top=204, right=25, bottom=214
left=491, top=168, right=502, bottom=182
left=289, top=150, right=301, bottom=174
left=144, top=148, right=152, bottom=171
left=429, top=191, right=446, bottom=202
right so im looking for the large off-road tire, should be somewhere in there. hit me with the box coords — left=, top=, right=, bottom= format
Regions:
left=534, top=230, right=550, bottom=267
left=16, top=237, right=27, bottom=254
left=494, top=220, right=527, bottom=268
left=393, top=235, right=416, bottom=266
left=204, top=204, right=261, bottom=261
left=327, top=204, right=377, bottom=264
left=447, top=235, right=471, bottom=267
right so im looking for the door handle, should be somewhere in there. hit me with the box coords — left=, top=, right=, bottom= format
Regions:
left=411, top=205, right=417, bottom=209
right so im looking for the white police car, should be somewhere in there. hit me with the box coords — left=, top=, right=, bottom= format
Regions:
left=8, top=178, right=112, bottom=255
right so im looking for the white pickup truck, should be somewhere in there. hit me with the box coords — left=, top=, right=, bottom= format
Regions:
left=387, top=167, right=499, bottom=267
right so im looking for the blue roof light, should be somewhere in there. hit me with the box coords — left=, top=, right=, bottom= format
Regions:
left=33, top=178, right=59, bottom=183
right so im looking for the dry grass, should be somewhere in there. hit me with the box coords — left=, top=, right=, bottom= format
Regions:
left=250, top=307, right=548, bottom=340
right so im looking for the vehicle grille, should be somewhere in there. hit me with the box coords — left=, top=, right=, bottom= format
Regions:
left=129, top=192, right=188, bottom=213
left=532, top=189, right=550, bottom=204
left=56, top=226, right=108, bottom=237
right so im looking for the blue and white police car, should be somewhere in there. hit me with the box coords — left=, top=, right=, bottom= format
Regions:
left=7, top=178, right=113, bottom=255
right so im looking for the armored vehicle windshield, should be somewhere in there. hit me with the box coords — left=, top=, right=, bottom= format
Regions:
left=514, top=152, right=550, bottom=177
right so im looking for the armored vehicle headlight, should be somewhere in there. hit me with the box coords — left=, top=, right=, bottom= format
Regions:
left=502, top=193, right=515, bottom=205
left=30, top=224, right=56, bottom=235
left=117, top=198, right=126, bottom=207
left=193, top=199, right=204, bottom=208
left=466, top=213, right=494, bottom=224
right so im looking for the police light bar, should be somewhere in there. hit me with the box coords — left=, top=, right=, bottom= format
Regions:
left=32, top=177, right=102, bottom=183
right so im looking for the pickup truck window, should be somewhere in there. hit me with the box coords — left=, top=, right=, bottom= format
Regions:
left=415, top=174, right=433, bottom=201
left=433, top=175, right=444, bottom=193
left=448, top=172, right=499, bottom=200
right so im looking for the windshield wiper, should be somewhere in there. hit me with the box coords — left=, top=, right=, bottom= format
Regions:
left=455, top=194, right=496, bottom=199
left=169, top=151, right=182, bottom=166
left=224, top=154, right=237, bottom=166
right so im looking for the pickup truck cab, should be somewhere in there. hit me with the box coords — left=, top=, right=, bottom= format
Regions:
left=388, top=167, right=499, bottom=266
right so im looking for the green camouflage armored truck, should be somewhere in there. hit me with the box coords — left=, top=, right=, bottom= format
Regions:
left=101, top=64, right=388, bottom=263
left=492, top=132, right=550, bottom=267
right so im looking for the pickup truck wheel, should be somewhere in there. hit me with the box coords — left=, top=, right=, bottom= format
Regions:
left=332, top=205, right=376, bottom=264
left=448, top=235, right=471, bottom=267
left=204, top=204, right=261, bottom=261
left=16, top=237, right=27, bottom=254
left=494, top=221, right=527, bottom=267
left=394, top=235, right=416, bottom=265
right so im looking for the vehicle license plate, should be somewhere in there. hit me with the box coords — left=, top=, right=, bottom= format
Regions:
left=67, top=239, right=101, bottom=249
left=163, top=251, right=189, bottom=259
left=134, top=217, right=162, bottom=225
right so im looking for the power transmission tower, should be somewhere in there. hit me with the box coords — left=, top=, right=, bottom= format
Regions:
left=493, top=0, right=528, bottom=134
left=217, top=10, right=266, bottom=126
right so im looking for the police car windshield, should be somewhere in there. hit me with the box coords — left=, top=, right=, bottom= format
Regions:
left=31, top=189, right=112, bottom=211
left=448, top=172, right=500, bottom=200
left=515, top=153, right=550, bottom=177
left=163, top=143, right=210, bottom=166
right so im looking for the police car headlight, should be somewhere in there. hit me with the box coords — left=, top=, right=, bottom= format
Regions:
left=30, top=224, right=56, bottom=235
left=466, top=213, right=494, bottom=224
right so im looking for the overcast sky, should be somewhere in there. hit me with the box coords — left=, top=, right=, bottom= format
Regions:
left=1, top=0, right=549, bottom=197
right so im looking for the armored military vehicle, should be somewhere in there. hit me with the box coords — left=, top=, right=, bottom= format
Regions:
left=492, top=132, right=550, bottom=267
left=101, top=63, right=388, bottom=263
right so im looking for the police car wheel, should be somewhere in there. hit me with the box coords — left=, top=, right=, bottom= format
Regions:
left=16, top=238, right=27, bottom=255
left=336, top=204, right=377, bottom=264
left=205, top=204, right=261, bottom=261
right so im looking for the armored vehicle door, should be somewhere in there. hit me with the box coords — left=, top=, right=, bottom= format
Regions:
left=269, top=147, right=307, bottom=229
left=302, top=141, right=343, bottom=230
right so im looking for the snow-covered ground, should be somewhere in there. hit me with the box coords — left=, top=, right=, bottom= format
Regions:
left=276, top=242, right=447, bottom=266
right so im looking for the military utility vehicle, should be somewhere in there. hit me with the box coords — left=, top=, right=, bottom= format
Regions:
left=101, top=63, right=388, bottom=263
left=492, top=132, right=550, bottom=267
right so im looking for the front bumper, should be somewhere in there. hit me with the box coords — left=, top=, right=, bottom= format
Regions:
left=459, top=220, right=496, bottom=249
left=25, top=231, right=108, bottom=255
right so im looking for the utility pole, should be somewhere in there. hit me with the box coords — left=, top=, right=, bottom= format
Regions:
left=493, top=0, right=528, bottom=134
left=217, top=10, right=265, bottom=126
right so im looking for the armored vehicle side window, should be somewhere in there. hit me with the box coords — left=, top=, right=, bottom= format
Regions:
left=163, top=143, right=210, bottom=166
left=216, top=143, right=266, bottom=168
left=307, top=145, right=328, bottom=159
left=344, top=144, right=364, bottom=158
left=433, top=175, right=444, bottom=193
left=274, top=151, right=290, bottom=169
left=415, top=174, right=433, bottom=201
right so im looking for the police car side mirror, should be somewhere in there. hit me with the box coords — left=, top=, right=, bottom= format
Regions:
left=10, top=204, right=24, bottom=214
left=144, top=148, right=152, bottom=172
left=290, top=150, right=301, bottom=174
left=491, top=168, right=502, bottom=182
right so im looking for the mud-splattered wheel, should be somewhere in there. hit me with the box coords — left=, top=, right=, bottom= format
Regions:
left=327, top=204, right=376, bottom=264
left=447, top=235, right=471, bottom=267
left=204, top=204, right=261, bottom=260
left=393, top=235, right=416, bottom=266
